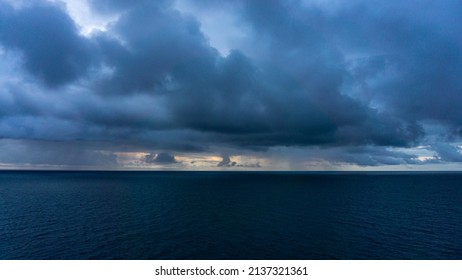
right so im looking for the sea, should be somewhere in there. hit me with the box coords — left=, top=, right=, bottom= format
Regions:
left=0, top=171, right=461, bottom=259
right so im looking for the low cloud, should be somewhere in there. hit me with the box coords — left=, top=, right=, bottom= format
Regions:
left=144, top=152, right=178, bottom=164
left=236, top=162, right=261, bottom=168
left=432, top=143, right=462, bottom=162
left=217, top=155, right=236, bottom=167
left=0, top=139, right=118, bottom=167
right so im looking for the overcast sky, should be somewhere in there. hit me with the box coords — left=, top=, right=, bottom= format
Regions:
left=0, top=0, right=461, bottom=170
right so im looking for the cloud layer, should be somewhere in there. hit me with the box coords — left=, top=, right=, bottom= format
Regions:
left=0, top=0, right=461, bottom=169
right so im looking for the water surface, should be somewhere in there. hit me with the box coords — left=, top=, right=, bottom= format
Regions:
left=0, top=171, right=461, bottom=259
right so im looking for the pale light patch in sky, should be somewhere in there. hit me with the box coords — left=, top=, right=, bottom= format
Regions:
left=417, top=156, right=435, bottom=162
left=174, top=0, right=248, bottom=56
left=231, top=155, right=262, bottom=166
left=49, top=0, right=118, bottom=36
left=177, top=155, right=221, bottom=170
left=391, top=146, right=435, bottom=158
left=0, top=49, right=24, bottom=84
left=114, top=152, right=146, bottom=168
left=114, top=152, right=266, bottom=170
left=114, top=152, right=222, bottom=170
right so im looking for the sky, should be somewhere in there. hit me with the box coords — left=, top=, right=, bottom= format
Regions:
left=0, top=0, right=461, bottom=170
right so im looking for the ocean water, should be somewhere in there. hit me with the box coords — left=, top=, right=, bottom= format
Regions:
left=0, top=171, right=461, bottom=259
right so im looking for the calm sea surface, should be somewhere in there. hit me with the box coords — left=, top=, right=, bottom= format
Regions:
left=0, top=171, right=461, bottom=259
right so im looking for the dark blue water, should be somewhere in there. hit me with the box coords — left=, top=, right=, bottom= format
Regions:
left=0, top=171, right=461, bottom=259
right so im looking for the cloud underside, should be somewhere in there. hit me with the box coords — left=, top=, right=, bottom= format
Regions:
left=0, top=0, right=461, bottom=169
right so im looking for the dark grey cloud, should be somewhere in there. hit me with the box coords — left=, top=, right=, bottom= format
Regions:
left=90, top=0, right=218, bottom=95
left=433, top=143, right=462, bottom=163
left=319, top=0, right=462, bottom=132
left=0, top=139, right=118, bottom=167
left=333, top=146, right=421, bottom=166
left=238, top=162, right=260, bottom=168
left=92, top=0, right=420, bottom=148
left=144, top=152, right=178, bottom=164
left=89, top=0, right=378, bottom=148
left=0, top=1, right=96, bottom=87
left=0, top=0, right=461, bottom=168
left=217, top=155, right=236, bottom=167
left=267, top=145, right=429, bottom=168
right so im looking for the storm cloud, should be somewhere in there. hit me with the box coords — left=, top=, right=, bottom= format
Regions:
left=217, top=155, right=236, bottom=167
left=0, top=1, right=96, bottom=86
left=0, top=0, right=461, bottom=169
left=144, top=152, right=178, bottom=164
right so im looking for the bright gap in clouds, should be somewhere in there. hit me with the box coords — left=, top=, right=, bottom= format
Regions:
left=174, top=0, right=247, bottom=56
left=48, top=0, right=117, bottom=36
left=55, top=0, right=245, bottom=53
